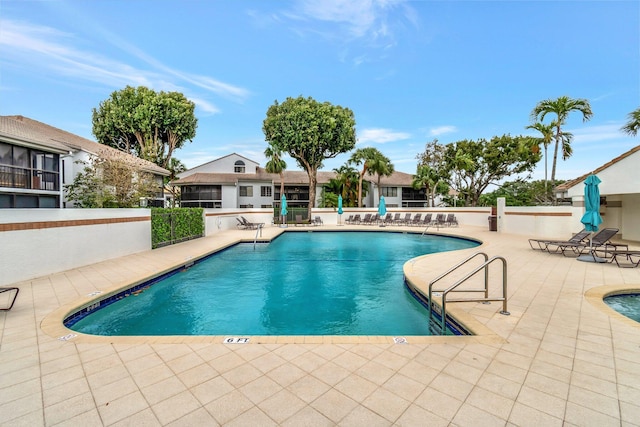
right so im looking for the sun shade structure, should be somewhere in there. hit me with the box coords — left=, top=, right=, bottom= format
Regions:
left=280, top=194, right=288, bottom=226
left=578, top=175, right=605, bottom=262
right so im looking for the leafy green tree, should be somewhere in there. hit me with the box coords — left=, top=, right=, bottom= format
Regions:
left=330, top=164, right=362, bottom=207
left=165, top=157, right=187, bottom=207
left=479, top=179, right=566, bottom=206
left=621, top=107, right=640, bottom=136
left=65, top=156, right=159, bottom=208
left=92, top=86, right=197, bottom=169
left=262, top=96, right=356, bottom=218
left=264, top=145, right=287, bottom=197
left=414, top=139, right=450, bottom=206
left=349, top=147, right=393, bottom=207
left=530, top=96, right=592, bottom=190
left=412, top=165, right=444, bottom=207
left=442, top=135, right=541, bottom=207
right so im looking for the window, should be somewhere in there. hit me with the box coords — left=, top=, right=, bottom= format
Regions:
left=0, top=143, right=60, bottom=192
left=381, top=187, right=398, bottom=197
left=239, top=186, right=253, bottom=197
left=239, top=204, right=254, bottom=208
left=234, top=160, right=245, bottom=173
left=260, top=186, right=272, bottom=197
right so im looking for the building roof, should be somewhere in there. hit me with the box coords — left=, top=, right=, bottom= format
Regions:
left=555, top=144, right=640, bottom=191
left=172, top=167, right=415, bottom=187
left=0, top=115, right=170, bottom=176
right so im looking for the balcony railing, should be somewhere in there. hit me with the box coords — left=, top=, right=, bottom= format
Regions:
left=0, top=166, right=59, bottom=191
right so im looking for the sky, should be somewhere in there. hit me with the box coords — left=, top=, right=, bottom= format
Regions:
left=1, top=0, right=639, bottom=183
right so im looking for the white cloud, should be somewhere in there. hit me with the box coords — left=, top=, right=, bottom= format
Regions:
left=0, top=19, right=249, bottom=104
left=282, top=0, right=414, bottom=43
left=429, top=126, right=457, bottom=136
left=567, top=123, right=628, bottom=144
left=358, top=127, right=411, bottom=144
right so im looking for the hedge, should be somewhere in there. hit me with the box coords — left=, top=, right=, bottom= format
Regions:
left=151, top=208, right=204, bottom=249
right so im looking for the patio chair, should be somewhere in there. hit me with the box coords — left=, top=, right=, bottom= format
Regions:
left=352, top=214, right=362, bottom=224
left=392, top=213, right=402, bottom=224
left=550, top=228, right=620, bottom=257
left=0, top=287, right=19, bottom=311
left=401, top=213, right=412, bottom=225
left=345, top=215, right=355, bottom=224
left=369, top=213, right=381, bottom=225
left=361, top=213, right=372, bottom=225
left=608, top=250, right=640, bottom=268
left=312, top=216, right=323, bottom=226
left=528, top=229, right=590, bottom=252
left=241, top=216, right=263, bottom=230
left=383, top=213, right=394, bottom=225
left=409, top=214, right=422, bottom=226
left=445, top=213, right=458, bottom=227
left=422, top=213, right=433, bottom=226
left=434, top=214, right=447, bottom=227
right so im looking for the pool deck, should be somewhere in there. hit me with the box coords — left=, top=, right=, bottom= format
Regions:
left=1, top=225, right=639, bottom=426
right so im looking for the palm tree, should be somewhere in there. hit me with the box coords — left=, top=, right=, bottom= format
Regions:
left=332, top=165, right=360, bottom=207
left=264, top=145, right=287, bottom=198
left=349, top=147, right=390, bottom=207
left=530, top=96, right=593, bottom=193
left=621, top=107, right=640, bottom=136
left=366, top=152, right=394, bottom=203
left=525, top=121, right=555, bottom=201
left=412, top=165, right=441, bottom=207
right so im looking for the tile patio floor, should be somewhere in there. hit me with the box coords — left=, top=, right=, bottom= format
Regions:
left=1, top=225, right=639, bottom=426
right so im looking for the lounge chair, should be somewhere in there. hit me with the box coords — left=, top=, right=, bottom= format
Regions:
left=434, top=214, right=447, bottom=227
left=445, top=213, right=458, bottom=227
left=0, top=287, right=19, bottom=310
left=361, top=213, right=372, bottom=225
left=608, top=250, right=640, bottom=268
left=383, top=213, right=394, bottom=225
left=241, top=216, right=264, bottom=229
left=528, top=229, right=590, bottom=252
left=345, top=215, right=355, bottom=224
left=237, top=217, right=258, bottom=230
left=312, top=216, right=323, bottom=226
left=352, top=214, right=362, bottom=224
left=409, top=214, right=422, bottom=226
left=550, top=228, right=620, bottom=257
left=401, top=213, right=412, bottom=225
left=422, top=214, right=433, bottom=226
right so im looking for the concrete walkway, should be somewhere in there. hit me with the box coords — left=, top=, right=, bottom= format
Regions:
left=1, top=225, right=639, bottom=426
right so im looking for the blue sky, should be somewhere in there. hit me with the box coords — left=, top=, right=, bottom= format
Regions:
left=1, top=0, right=638, bottom=182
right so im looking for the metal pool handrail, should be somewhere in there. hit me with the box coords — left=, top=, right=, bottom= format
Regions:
left=427, top=252, right=509, bottom=334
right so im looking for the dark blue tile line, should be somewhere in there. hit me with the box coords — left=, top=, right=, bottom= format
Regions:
left=64, top=243, right=243, bottom=328
left=404, top=278, right=466, bottom=336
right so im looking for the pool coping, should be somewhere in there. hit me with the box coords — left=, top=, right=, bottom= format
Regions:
left=584, top=285, right=640, bottom=331
left=41, top=226, right=503, bottom=345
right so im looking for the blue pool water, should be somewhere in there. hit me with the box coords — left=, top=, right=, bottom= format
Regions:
left=68, top=231, right=478, bottom=336
left=604, top=293, right=640, bottom=323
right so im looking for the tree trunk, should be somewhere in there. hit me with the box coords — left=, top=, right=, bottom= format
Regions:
left=307, top=169, right=317, bottom=220
left=550, top=127, right=561, bottom=205
left=358, top=172, right=364, bottom=208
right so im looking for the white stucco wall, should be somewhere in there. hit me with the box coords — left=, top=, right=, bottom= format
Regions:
left=0, top=209, right=151, bottom=286
left=566, top=149, right=640, bottom=198
left=178, top=154, right=260, bottom=177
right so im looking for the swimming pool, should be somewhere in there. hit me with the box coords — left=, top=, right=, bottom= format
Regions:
left=604, top=293, right=640, bottom=323
left=67, top=231, right=478, bottom=336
